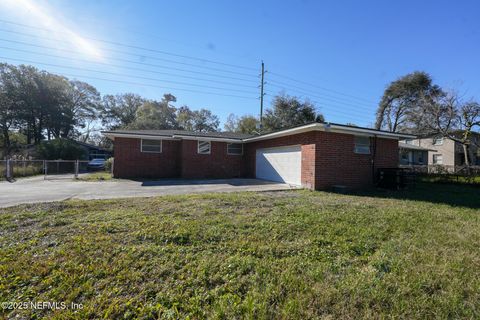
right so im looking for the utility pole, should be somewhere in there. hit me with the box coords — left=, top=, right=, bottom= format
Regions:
left=259, top=61, right=265, bottom=131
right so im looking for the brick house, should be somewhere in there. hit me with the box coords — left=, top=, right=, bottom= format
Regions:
left=102, top=122, right=413, bottom=190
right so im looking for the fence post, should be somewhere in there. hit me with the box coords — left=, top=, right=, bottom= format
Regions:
left=6, top=159, right=11, bottom=180
left=44, top=160, right=47, bottom=180
left=74, top=160, right=79, bottom=179
left=111, top=158, right=114, bottom=177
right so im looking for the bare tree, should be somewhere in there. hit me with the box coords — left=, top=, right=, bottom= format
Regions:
left=421, top=91, right=480, bottom=169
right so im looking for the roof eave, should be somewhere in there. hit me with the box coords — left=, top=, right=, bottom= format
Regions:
left=102, top=132, right=179, bottom=141
left=172, top=134, right=243, bottom=143
left=102, top=131, right=244, bottom=143
left=242, top=123, right=415, bottom=142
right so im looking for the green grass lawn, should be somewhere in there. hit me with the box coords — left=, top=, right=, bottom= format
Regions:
left=77, top=171, right=113, bottom=181
left=418, top=174, right=480, bottom=185
left=0, top=183, right=479, bottom=319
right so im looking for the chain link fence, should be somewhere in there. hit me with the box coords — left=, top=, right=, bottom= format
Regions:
left=2, top=159, right=113, bottom=181
left=399, top=164, right=480, bottom=186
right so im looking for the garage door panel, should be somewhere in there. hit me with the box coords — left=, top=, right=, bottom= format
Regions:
left=255, top=146, right=301, bottom=185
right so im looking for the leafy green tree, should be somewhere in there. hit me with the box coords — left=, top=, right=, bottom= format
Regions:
left=129, top=94, right=177, bottom=130
left=101, top=93, right=144, bottom=129
left=36, top=139, right=87, bottom=160
left=0, top=63, right=19, bottom=152
left=177, top=106, right=195, bottom=131
left=263, top=94, right=323, bottom=132
left=62, top=80, right=101, bottom=137
left=237, top=115, right=260, bottom=134
left=0, top=63, right=102, bottom=146
left=375, top=71, right=443, bottom=133
left=177, top=106, right=219, bottom=132
left=191, top=108, right=219, bottom=132
left=224, top=113, right=259, bottom=134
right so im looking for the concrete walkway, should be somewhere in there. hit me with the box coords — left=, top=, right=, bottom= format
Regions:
left=0, top=176, right=294, bottom=208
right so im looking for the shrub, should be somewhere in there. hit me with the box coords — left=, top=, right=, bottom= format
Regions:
left=105, top=157, right=114, bottom=172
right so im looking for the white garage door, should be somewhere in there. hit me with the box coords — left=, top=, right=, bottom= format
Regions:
left=255, top=145, right=301, bottom=185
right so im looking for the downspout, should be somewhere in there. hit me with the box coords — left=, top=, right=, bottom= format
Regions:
left=371, top=135, right=378, bottom=184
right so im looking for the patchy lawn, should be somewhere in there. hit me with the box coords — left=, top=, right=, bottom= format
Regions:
left=77, top=171, right=113, bottom=181
left=0, top=183, right=479, bottom=319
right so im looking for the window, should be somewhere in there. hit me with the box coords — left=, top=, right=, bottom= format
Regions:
left=405, top=139, right=414, bottom=145
left=198, top=141, right=211, bottom=154
left=141, top=139, right=162, bottom=153
left=227, top=143, right=243, bottom=155
left=418, top=154, right=424, bottom=164
left=433, top=154, right=443, bottom=164
left=433, top=137, right=444, bottom=146
left=354, top=136, right=370, bottom=154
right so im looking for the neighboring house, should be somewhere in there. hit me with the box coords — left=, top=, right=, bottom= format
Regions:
left=400, top=133, right=480, bottom=169
left=398, top=142, right=435, bottom=165
left=70, top=140, right=112, bottom=160
left=103, top=122, right=412, bottom=190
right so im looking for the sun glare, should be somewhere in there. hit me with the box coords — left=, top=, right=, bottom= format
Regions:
left=2, top=0, right=103, bottom=60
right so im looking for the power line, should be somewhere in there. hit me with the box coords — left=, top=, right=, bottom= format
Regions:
left=0, top=43, right=258, bottom=84
left=268, top=71, right=377, bottom=104
left=71, top=17, right=258, bottom=64
left=267, top=78, right=374, bottom=108
left=0, top=20, right=382, bottom=111
left=0, top=28, right=258, bottom=78
left=0, top=19, right=258, bottom=72
left=0, top=52, right=373, bottom=121
left=263, top=93, right=374, bottom=120
left=266, top=82, right=375, bottom=112
left=55, top=72, right=258, bottom=100
left=0, top=55, right=258, bottom=95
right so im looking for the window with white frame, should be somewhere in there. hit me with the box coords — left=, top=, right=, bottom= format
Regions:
left=432, top=137, right=444, bottom=146
left=197, top=141, right=211, bottom=154
left=141, top=139, right=162, bottom=153
left=354, top=136, right=370, bottom=154
left=433, top=154, right=443, bottom=164
left=227, top=143, right=243, bottom=155
left=405, top=139, right=414, bottom=145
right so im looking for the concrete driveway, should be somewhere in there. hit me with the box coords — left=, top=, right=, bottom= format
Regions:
left=0, top=176, right=294, bottom=208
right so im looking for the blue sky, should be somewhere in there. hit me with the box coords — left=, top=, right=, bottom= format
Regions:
left=0, top=0, right=478, bottom=128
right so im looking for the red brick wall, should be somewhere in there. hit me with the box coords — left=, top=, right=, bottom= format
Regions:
left=113, top=132, right=399, bottom=189
left=244, top=131, right=399, bottom=190
left=313, top=132, right=399, bottom=189
left=114, top=138, right=246, bottom=179
left=244, top=132, right=318, bottom=188
left=180, top=140, right=246, bottom=178
left=113, top=137, right=180, bottom=178
left=301, top=144, right=316, bottom=189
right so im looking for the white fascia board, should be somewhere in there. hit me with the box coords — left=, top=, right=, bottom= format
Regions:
left=172, top=135, right=243, bottom=143
left=242, top=123, right=319, bottom=142
left=327, top=124, right=416, bottom=140
left=243, top=123, right=416, bottom=142
left=102, top=133, right=178, bottom=141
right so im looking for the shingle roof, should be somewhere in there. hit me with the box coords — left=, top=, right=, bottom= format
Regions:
left=102, top=129, right=254, bottom=140
left=102, top=121, right=416, bottom=142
